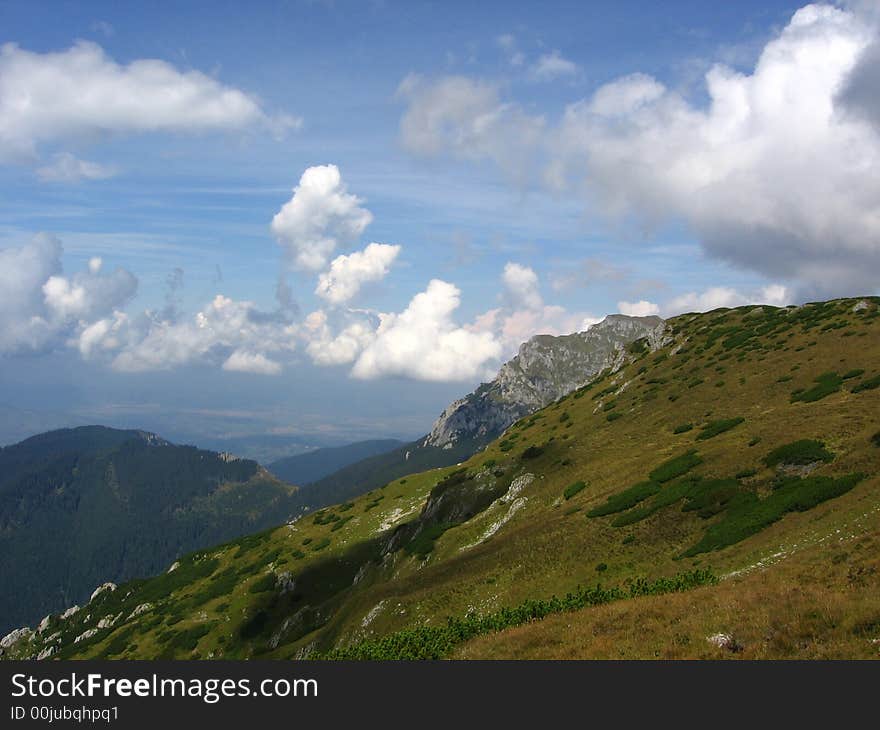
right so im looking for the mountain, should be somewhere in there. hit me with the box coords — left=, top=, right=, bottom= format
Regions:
left=0, top=426, right=301, bottom=634
left=6, top=297, right=877, bottom=660
left=268, top=439, right=405, bottom=486
left=307, top=314, right=665, bottom=499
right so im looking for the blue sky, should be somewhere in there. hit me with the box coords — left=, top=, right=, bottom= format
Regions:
left=0, top=1, right=877, bottom=453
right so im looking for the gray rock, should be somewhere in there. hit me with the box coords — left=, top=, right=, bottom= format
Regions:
left=89, top=582, right=117, bottom=603
left=424, top=314, right=666, bottom=450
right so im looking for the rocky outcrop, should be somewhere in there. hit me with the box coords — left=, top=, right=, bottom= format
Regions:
left=424, top=314, right=666, bottom=449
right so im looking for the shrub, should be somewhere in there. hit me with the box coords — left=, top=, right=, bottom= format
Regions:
left=852, top=374, right=880, bottom=393
left=763, top=439, right=834, bottom=468
left=563, top=481, right=586, bottom=500
left=872, top=431, right=880, bottom=448
left=683, top=473, right=864, bottom=556
left=247, top=573, right=276, bottom=594
left=311, top=537, right=331, bottom=552
left=649, top=450, right=703, bottom=483
left=622, top=534, right=635, bottom=545
left=842, top=369, right=865, bottom=380
left=520, top=445, right=544, bottom=460
left=587, top=481, right=660, bottom=517
left=330, top=515, right=353, bottom=532
left=595, top=563, right=608, bottom=572
left=606, top=412, right=623, bottom=422
left=791, top=372, right=843, bottom=403
left=696, top=418, right=744, bottom=440
left=673, top=423, right=693, bottom=434
left=735, top=468, right=757, bottom=479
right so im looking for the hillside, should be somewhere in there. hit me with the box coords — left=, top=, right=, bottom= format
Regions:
left=3, top=297, right=879, bottom=660
left=0, top=426, right=301, bottom=634
left=268, top=439, right=404, bottom=486
left=306, top=314, right=664, bottom=499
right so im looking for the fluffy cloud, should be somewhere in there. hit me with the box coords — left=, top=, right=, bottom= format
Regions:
left=315, top=243, right=400, bottom=305
left=552, top=5, right=880, bottom=297
left=0, top=41, right=298, bottom=164
left=302, top=309, right=377, bottom=366
left=399, top=5, right=880, bottom=298
left=617, top=300, right=660, bottom=317
left=0, top=234, right=137, bottom=355
left=35, top=153, right=116, bottom=183
left=351, top=280, right=502, bottom=381
left=529, top=51, right=578, bottom=81
left=397, top=74, right=545, bottom=180
left=662, top=284, right=791, bottom=316
left=502, top=261, right=543, bottom=310
left=109, top=294, right=297, bottom=373
left=222, top=350, right=282, bottom=376
left=271, top=165, right=374, bottom=271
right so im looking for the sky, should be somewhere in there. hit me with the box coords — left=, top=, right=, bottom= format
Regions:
left=0, top=0, right=878, bottom=452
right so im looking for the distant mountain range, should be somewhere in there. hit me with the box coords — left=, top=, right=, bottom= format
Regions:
left=268, top=439, right=404, bottom=485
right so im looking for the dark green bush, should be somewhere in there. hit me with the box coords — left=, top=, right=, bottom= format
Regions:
left=763, top=439, right=834, bottom=468
left=595, top=563, right=608, bottom=572
left=791, top=372, right=843, bottom=403
left=520, top=445, right=544, bottom=460
left=247, top=573, right=277, bottom=594
left=564, top=481, right=586, bottom=500
left=649, top=450, right=703, bottom=483
left=852, top=374, right=880, bottom=393
left=587, top=481, right=660, bottom=517
left=696, top=418, right=744, bottom=440
left=842, top=369, right=865, bottom=380
left=673, top=423, right=693, bottom=434
left=606, top=412, right=623, bottom=422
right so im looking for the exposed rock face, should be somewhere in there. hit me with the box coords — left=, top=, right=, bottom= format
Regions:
left=424, top=314, right=666, bottom=449
left=1, top=627, right=32, bottom=649
left=89, top=583, right=117, bottom=603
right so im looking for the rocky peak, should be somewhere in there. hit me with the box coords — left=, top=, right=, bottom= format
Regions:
left=424, top=314, right=666, bottom=450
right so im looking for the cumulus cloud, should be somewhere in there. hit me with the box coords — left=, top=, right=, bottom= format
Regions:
left=529, top=51, right=579, bottom=81
left=617, top=300, right=660, bottom=317
left=271, top=165, right=374, bottom=271
left=0, top=234, right=137, bottom=355
left=502, top=261, right=543, bottom=310
left=315, top=242, right=400, bottom=305
left=662, top=284, right=791, bottom=316
left=302, top=309, right=377, bottom=366
left=35, top=152, right=116, bottom=182
left=399, top=5, right=880, bottom=298
left=0, top=41, right=299, bottom=165
left=350, top=279, right=503, bottom=381
left=222, top=350, right=282, bottom=375
left=397, top=74, right=545, bottom=180
left=109, top=294, right=297, bottom=373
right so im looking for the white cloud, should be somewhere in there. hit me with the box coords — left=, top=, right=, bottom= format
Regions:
left=661, top=283, right=792, bottom=316
left=502, top=262, right=543, bottom=310
left=303, top=309, right=377, bottom=366
left=617, top=299, right=660, bottom=317
left=270, top=165, right=373, bottom=271
left=529, top=51, right=578, bottom=81
left=35, top=152, right=116, bottom=182
left=0, top=234, right=137, bottom=355
left=0, top=41, right=299, bottom=164
left=110, top=294, right=297, bottom=373
left=351, top=279, right=503, bottom=381
left=222, top=350, right=282, bottom=375
left=550, top=4, right=880, bottom=297
left=399, top=5, right=880, bottom=298
left=397, top=74, right=545, bottom=181
left=315, top=242, right=400, bottom=305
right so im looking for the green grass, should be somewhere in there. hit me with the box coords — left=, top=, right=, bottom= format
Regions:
left=696, top=417, right=744, bottom=440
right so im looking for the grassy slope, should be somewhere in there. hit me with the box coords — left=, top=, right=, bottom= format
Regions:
left=15, top=297, right=880, bottom=660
